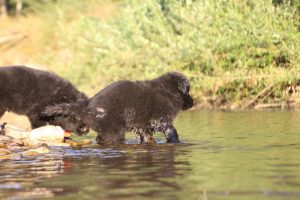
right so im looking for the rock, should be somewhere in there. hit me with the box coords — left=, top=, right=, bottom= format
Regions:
left=22, top=146, right=50, bottom=156
left=0, top=154, right=13, bottom=160
left=0, top=148, right=11, bottom=156
left=81, top=139, right=93, bottom=145
left=11, top=138, right=24, bottom=146
left=0, top=135, right=24, bottom=146
left=64, top=138, right=92, bottom=147
left=47, top=143, right=70, bottom=147
left=22, top=151, right=41, bottom=156
left=0, top=135, right=14, bottom=143
left=0, top=142, right=7, bottom=148
left=2, top=123, right=30, bottom=140
left=30, top=126, right=65, bottom=145
left=77, top=139, right=93, bottom=147
left=1, top=123, right=92, bottom=153
left=81, top=143, right=98, bottom=148
left=30, top=143, right=48, bottom=148
left=1, top=124, right=65, bottom=146
left=6, top=145, right=30, bottom=151
left=64, top=138, right=80, bottom=147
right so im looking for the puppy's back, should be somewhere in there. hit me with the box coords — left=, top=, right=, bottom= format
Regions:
left=0, top=66, right=86, bottom=113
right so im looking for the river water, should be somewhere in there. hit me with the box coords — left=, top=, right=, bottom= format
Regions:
left=0, top=111, right=300, bottom=200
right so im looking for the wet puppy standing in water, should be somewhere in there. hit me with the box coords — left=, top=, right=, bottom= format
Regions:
left=43, top=72, right=193, bottom=144
left=0, top=66, right=89, bottom=134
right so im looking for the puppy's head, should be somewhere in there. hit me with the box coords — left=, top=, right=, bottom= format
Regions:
left=162, top=72, right=194, bottom=110
left=40, top=101, right=89, bottom=135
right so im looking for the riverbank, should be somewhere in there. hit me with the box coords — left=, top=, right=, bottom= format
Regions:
left=0, top=0, right=299, bottom=110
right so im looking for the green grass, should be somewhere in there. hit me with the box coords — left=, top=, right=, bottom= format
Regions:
left=35, top=0, right=300, bottom=109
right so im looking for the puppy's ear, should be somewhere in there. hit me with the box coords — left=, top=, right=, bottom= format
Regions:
left=41, top=100, right=89, bottom=120
left=41, top=103, right=73, bottom=118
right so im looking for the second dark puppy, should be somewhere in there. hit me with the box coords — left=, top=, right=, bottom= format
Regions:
left=0, top=66, right=89, bottom=134
left=43, top=72, right=193, bottom=143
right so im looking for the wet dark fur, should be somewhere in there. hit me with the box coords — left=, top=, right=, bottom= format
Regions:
left=0, top=66, right=88, bottom=134
left=43, top=72, right=193, bottom=143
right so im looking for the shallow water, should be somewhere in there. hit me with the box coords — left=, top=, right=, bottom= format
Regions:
left=1, top=111, right=300, bottom=200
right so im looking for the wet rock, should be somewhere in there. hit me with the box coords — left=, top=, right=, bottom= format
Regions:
left=11, top=138, right=24, bottom=146
left=0, top=154, right=13, bottom=160
left=6, top=145, right=30, bottom=151
left=47, top=143, right=71, bottom=147
left=1, top=123, right=65, bottom=146
left=81, top=143, right=98, bottom=148
left=0, top=135, right=14, bottom=143
left=0, top=142, right=7, bottom=148
left=30, top=143, right=48, bottom=148
left=64, top=138, right=80, bottom=147
left=64, top=138, right=93, bottom=147
left=77, top=139, right=93, bottom=148
left=0, top=148, right=11, bottom=156
left=22, top=146, right=50, bottom=157
left=0, top=123, right=93, bottom=159
left=80, top=139, right=93, bottom=145
left=0, top=135, right=24, bottom=146
left=30, top=126, right=65, bottom=145
left=2, top=124, right=30, bottom=140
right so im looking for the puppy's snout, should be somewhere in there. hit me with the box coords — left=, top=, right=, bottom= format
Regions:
left=182, top=95, right=193, bottom=110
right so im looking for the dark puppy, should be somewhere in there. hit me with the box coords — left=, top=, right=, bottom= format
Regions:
left=43, top=72, right=193, bottom=144
left=0, top=66, right=89, bottom=134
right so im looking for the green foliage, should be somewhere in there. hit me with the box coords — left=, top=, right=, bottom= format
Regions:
left=39, top=0, right=299, bottom=108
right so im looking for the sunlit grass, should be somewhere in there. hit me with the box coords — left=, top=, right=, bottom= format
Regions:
left=1, top=0, right=299, bottom=108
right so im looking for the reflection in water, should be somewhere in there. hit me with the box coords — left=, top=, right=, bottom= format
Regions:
left=0, top=156, right=64, bottom=199
left=0, top=144, right=192, bottom=199
left=1, top=111, right=300, bottom=199
left=45, top=144, right=192, bottom=200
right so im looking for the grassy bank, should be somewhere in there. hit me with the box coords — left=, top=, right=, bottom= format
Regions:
left=1, top=0, right=300, bottom=110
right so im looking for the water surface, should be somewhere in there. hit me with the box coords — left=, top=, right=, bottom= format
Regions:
left=1, top=111, right=300, bottom=200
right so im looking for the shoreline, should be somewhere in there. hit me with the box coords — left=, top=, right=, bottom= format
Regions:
left=191, top=101, right=300, bottom=111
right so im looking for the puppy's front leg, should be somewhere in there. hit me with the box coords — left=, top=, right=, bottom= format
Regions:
left=136, top=131, right=155, bottom=144
left=164, top=125, right=180, bottom=143
left=136, top=132, right=142, bottom=143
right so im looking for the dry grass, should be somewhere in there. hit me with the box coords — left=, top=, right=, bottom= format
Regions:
left=0, top=15, right=48, bottom=68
